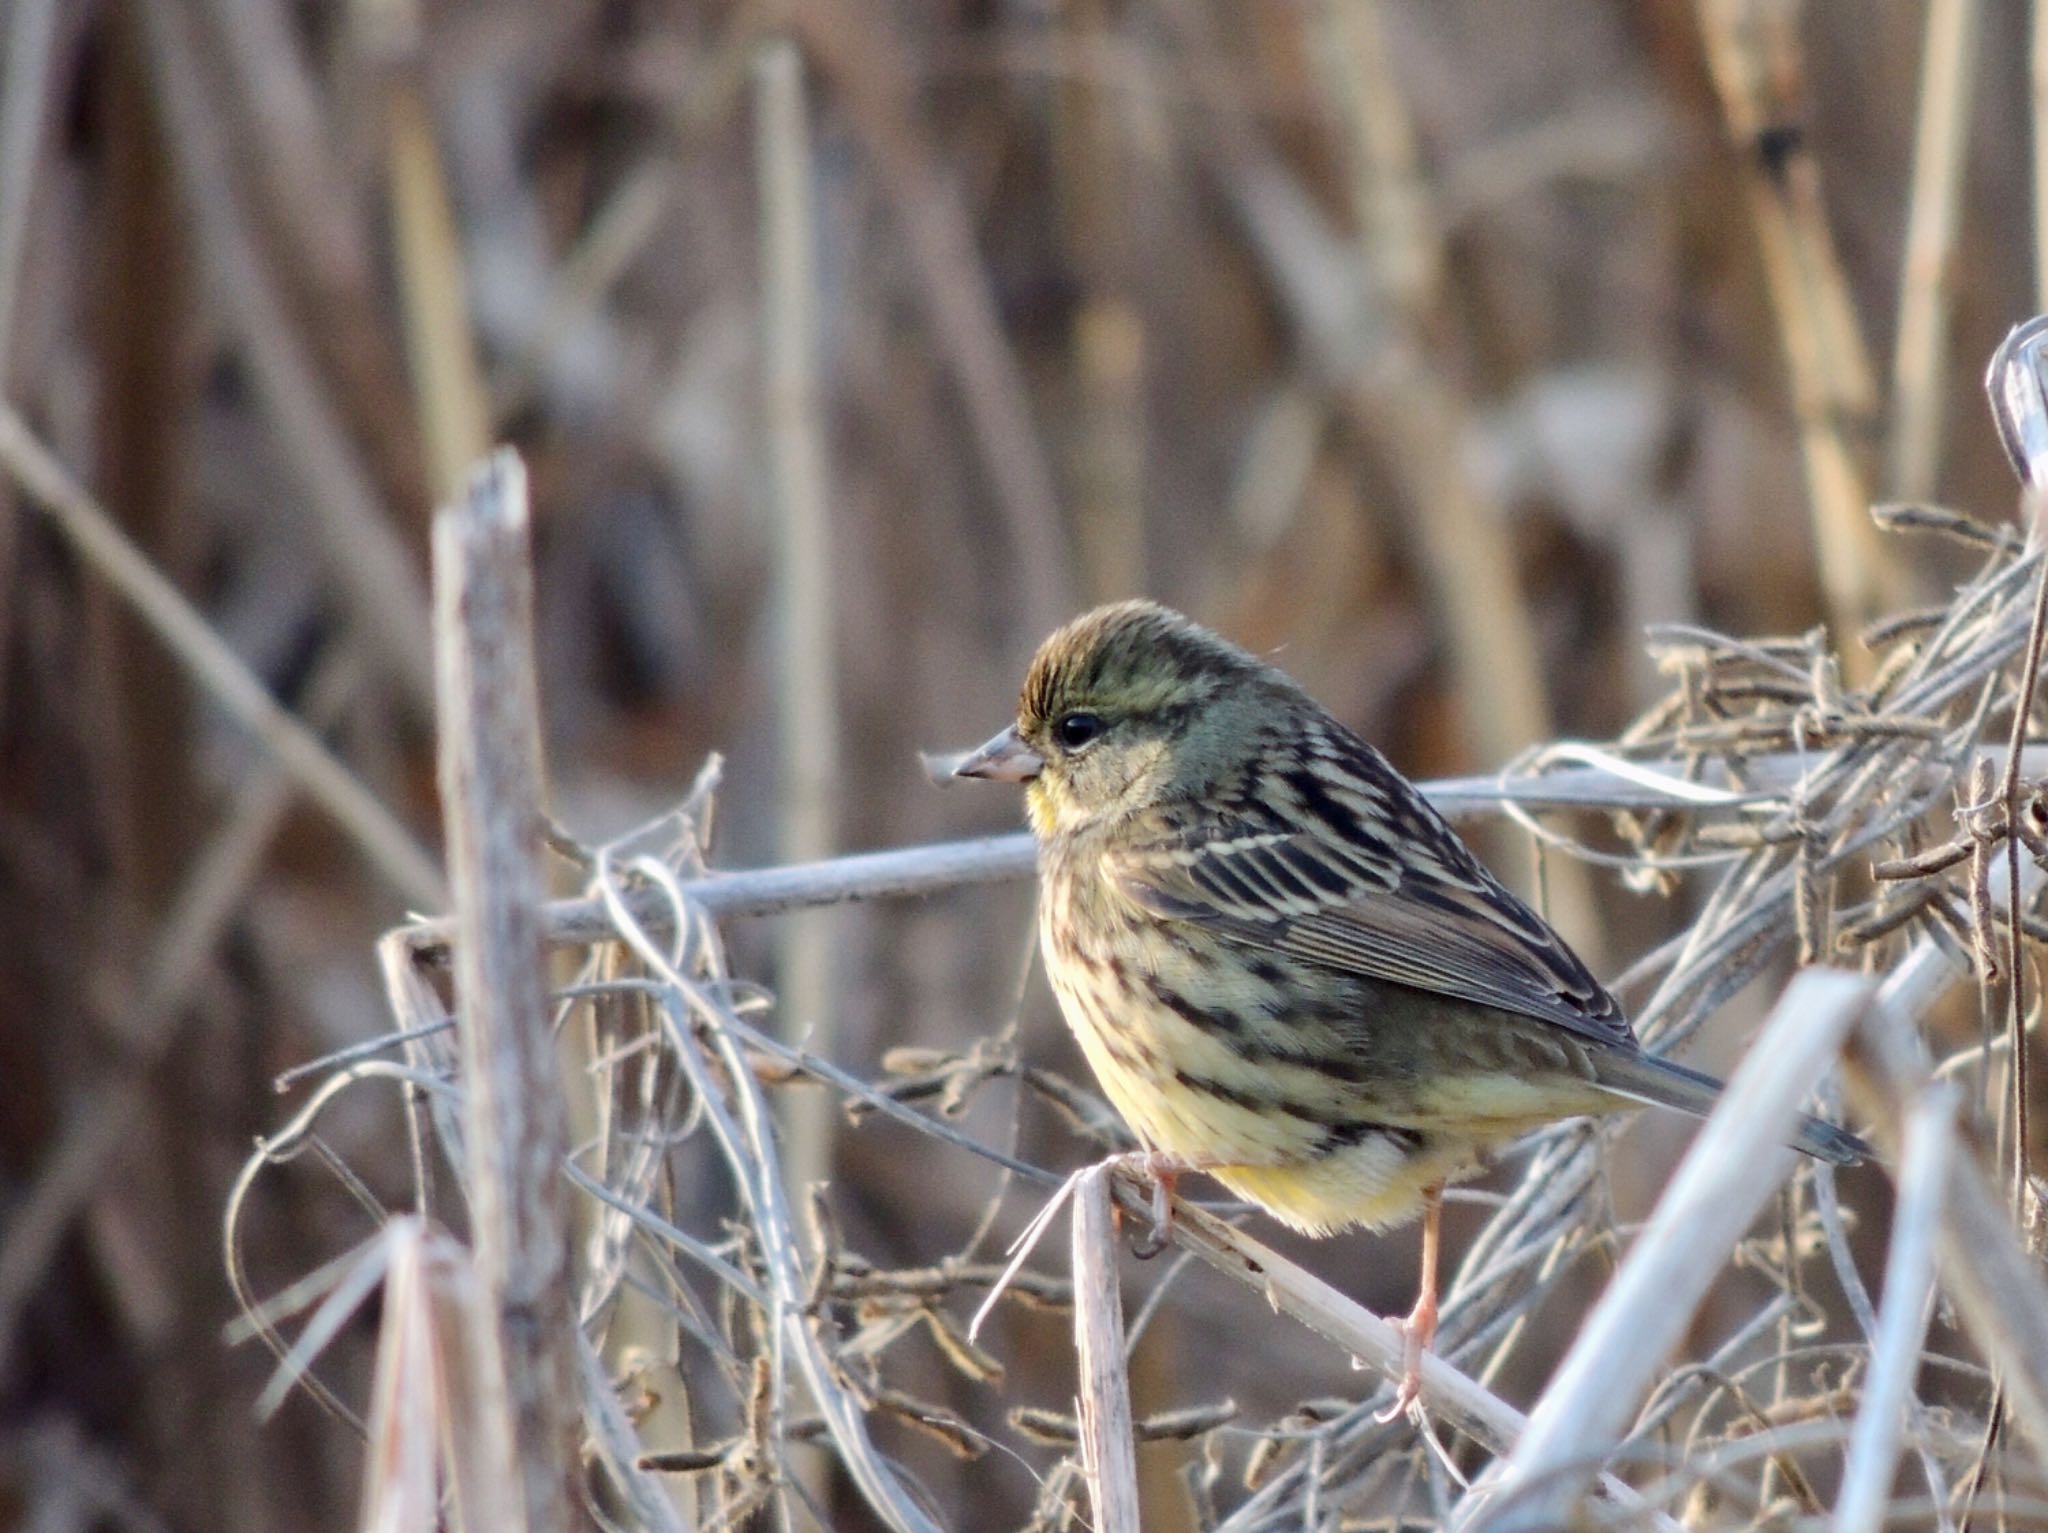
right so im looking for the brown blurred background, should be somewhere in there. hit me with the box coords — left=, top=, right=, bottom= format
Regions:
left=0, top=0, right=2033, bottom=1527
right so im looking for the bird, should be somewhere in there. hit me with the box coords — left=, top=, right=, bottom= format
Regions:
left=953, top=599, right=1868, bottom=1417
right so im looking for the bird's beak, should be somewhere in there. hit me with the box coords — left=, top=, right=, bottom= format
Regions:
left=952, top=725, right=1045, bottom=783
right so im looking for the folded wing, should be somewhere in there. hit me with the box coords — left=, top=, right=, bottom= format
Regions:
left=1104, top=737, right=1636, bottom=1053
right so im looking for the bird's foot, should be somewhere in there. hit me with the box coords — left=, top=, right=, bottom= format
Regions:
left=1100, top=1150, right=1204, bottom=1258
left=1374, top=1285, right=1440, bottom=1423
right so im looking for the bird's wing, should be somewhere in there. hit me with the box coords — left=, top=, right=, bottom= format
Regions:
left=1103, top=739, right=1635, bottom=1050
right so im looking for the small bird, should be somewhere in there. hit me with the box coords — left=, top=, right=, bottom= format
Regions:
left=956, top=600, right=1867, bottom=1416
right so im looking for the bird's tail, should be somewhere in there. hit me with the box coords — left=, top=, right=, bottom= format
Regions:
left=1591, top=1049, right=1871, bottom=1166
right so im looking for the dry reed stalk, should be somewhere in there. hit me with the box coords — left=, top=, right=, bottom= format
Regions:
left=753, top=40, right=845, bottom=1517
left=1888, top=0, right=1980, bottom=503
left=0, top=405, right=442, bottom=903
left=755, top=37, right=842, bottom=1206
left=130, top=0, right=437, bottom=711
left=793, top=0, right=1076, bottom=634
left=374, top=0, right=492, bottom=502
left=2036, top=3, right=2048, bottom=309
left=0, top=651, right=363, bottom=1382
left=431, top=451, right=583, bottom=1532
left=1695, top=0, right=1911, bottom=657
left=0, top=0, right=57, bottom=380
left=1984, top=330, right=2048, bottom=1239
left=1833, top=1084, right=1956, bottom=1533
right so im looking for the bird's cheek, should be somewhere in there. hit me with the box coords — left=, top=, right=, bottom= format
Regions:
left=1025, top=779, right=1059, bottom=838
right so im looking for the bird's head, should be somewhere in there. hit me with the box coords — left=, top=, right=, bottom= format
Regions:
left=954, top=600, right=1288, bottom=836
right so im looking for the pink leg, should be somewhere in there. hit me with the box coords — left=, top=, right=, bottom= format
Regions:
left=1377, top=1182, right=1443, bottom=1422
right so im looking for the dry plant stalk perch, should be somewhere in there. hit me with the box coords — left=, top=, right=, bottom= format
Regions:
left=429, top=451, right=584, bottom=1532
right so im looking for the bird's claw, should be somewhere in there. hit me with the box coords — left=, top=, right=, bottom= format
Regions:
left=1103, top=1150, right=1186, bottom=1258
left=1126, top=1154, right=1177, bottom=1257
left=1373, top=1290, right=1439, bottom=1424
left=1373, top=1348, right=1423, bottom=1423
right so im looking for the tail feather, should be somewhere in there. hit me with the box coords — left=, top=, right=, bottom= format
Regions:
left=1591, top=1049, right=1871, bottom=1167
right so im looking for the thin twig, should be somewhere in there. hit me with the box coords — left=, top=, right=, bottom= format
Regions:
left=402, top=742, right=2048, bottom=956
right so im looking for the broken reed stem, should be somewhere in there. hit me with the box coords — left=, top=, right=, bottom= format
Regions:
left=1466, top=968, right=1875, bottom=1531
left=432, top=449, right=584, bottom=1533
left=1072, top=1168, right=1140, bottom=1533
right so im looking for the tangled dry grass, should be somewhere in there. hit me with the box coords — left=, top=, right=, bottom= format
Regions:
left=223, top=419, right=2048, bottom=1529
left=10, top=4, right=2048, bottom=1530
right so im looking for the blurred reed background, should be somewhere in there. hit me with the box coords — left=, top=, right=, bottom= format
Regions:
left=0, top=0, right=2039, bottom=1527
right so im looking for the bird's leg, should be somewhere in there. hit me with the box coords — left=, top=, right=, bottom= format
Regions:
left=1376, top=1181, right=1443, bottom=1423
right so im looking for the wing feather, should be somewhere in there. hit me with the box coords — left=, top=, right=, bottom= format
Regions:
left=1105, top=731, right=1634, bottom=1050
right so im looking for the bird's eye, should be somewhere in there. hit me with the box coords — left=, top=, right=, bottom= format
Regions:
left=1055, top=711, right=1104, bottom=750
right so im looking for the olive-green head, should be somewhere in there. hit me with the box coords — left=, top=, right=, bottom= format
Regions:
left=955, top=600, right=1294, bottom=835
